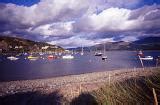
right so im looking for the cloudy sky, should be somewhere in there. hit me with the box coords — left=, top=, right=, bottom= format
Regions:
left=0, top=0, right=160, bottom=48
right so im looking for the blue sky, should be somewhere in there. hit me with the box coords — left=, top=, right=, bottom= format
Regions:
left=0, top=0, right=160, bottom=48
left=0, top=0, right=159, bottom=8
left=0, top=0, right=40, bottom=6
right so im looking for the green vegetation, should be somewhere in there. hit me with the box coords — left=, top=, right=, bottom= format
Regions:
left=92, top=68, right=160, bottom=104
left=0, top=36, right=64, bottom=54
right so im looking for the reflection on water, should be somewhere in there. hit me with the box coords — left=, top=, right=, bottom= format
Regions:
left=0, top=51, right=159, bottom=81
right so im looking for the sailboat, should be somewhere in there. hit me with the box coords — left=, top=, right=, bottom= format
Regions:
left=62, top=49, right=74, bottom=59
left=140, top=56, right=153, bottom=60
left=27, top=55, right=39, bottom=61
left=137, top=50, right=153, bottom=61
left=94, top=47, right=103, bottom=56
left=102, top=43, right=107, bottom=60
left=48, top=55, right=57, bottom=59
left=80, top=46, right=84, bottom=55
left=7, top=56, right=19, bottom=61
left=62, top=54, right=74, bottom=59
left=95, top=52, right=103, bottom=56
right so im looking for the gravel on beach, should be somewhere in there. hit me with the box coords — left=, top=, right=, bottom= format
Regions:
left=0, top=67, right=158, bottom=101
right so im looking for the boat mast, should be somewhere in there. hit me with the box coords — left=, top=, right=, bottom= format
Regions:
left=81, top=45, right=84, bottom=55
left=103, top=43, right=106, bottom=55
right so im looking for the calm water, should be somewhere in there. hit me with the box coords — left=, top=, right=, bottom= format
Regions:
left=0, top=51, right=159, bottom=82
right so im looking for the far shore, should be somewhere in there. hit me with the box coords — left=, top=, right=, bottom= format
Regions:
left=0, top=67, right=159, bottom=100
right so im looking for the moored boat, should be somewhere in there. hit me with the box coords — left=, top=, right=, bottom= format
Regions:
left=95, top=52, right=103, bottom=56
left=7, top=56, right=19, bottom=61
left=137, top=50, right=153, bottom=60
left=102, top=56, right=107, bottom=60
left=27, top=55, right=39, bottom=60
left=102, top=43, right=107, bottom=60
left=140, top=56, right=153, bottom=60
left=80, top=46, right=84, bottom=55
left=47, top=55, right=57, bottom=59
left=62, top=54, right=74, bottom=59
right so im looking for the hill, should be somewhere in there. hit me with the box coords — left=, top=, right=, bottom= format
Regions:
left=69, top=37, right=160, bottom=51
left=0, top=36, right=64, bottom=53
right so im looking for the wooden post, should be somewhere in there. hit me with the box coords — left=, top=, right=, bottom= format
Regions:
left=109, top=73, right=111, bottom=86
left=156, top=58, right=159, bottom=67
left=156, top=59, right=158, bottom=67
left=152, top=88, right=158, bottom=105
left=79, top=83, right=82, bottom=94
left=138, top=55, right=144, bottom=68
left=71, top=88, right=73, bottom=99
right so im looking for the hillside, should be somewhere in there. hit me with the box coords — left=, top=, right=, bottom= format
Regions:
left=0, top=36, right=64, bottom=53
left=69, top=37, right=160, bottom=51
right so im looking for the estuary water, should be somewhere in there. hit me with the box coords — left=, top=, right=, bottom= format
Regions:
left=0, top=51, right=159, bottom=82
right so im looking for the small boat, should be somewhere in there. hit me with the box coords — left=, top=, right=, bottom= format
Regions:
left=80, top=46, right=84, bottom=55
left=95, top=52, right=103, bottom=56
left=140, top=56, right=153, bottom=60
left=27, top=55, right=39, bottom=60
left=62, top=55, right=74, bottom=59
left=39, top=53, right=44, bottom=56
left=102, top=56, right=107, bottom=60
left=16, top=53, right=22, bottom=57
left=102, top=43, right=107, bottom=60
left=24, top=53, right=28, bottom=55
left=47, top=55, right=57, bottom=59
left=7, top=56, right=19, bottom=61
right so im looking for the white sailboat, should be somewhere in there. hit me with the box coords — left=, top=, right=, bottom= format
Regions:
left=80, top=46, right=84, bottom=55
left=62, top=54, right=74, bottom=59
left=140, top=56, right=153, bottom=60
left=7, top=56, right=19, bottom=61
left=95, top=52, right=103, bottom=56
left=94, top=47, right=103, bottom=56
left=138, top=50, right=153, bottom=61
left=102, top=43, right=107, bottom=60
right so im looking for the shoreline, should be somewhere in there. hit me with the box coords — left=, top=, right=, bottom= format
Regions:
left=0, top=67, right=159, bottom=98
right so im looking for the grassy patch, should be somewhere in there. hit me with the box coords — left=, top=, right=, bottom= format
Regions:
left=92, top=68, right=160, bottom=104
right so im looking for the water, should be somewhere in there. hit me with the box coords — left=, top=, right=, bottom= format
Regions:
left=0, top=51, right=159, bottom=82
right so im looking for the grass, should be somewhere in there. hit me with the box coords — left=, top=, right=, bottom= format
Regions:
left=92, top=68, right=160, bottom=104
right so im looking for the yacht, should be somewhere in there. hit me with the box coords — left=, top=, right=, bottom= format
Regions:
left=27, top=55, right=39, bottom=61
left=140, top=56, right=153, bottom=60
left=62, top=54, right=74, bottom=59
left=80, top=46, right=84, bottom=55
left=7, top=56, right=19, bottom=61
left=102, top=43, right=107, bottom=60
left=95, top=52, right=103, bottom=56
left=48, top=55, right=57, bottom=59
left=137, top=50, right=153, bottom=60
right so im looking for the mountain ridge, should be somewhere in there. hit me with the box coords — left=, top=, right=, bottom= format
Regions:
left=68, top=37, right=160, bottom=51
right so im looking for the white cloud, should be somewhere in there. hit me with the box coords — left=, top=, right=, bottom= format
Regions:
left=48, top=36, right=114, bottom=48
left=121, top=36, right=138, bottom=42
left=0, top=0, right=90, bottom=27
left=0, top=0, right=160, bottom=48
left=31, top=21, right=74, bottom=36
left=48, top=37, right=95, bottom=48
left=74, top=4, right=160, bottom=33
left=73, top=8, right=138, bottom=32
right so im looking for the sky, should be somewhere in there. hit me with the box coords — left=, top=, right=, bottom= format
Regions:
left=0, top=0, right=160, bottom=48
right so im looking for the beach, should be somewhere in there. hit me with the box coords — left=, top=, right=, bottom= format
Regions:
left=0, top=67, right=158, bottom=101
